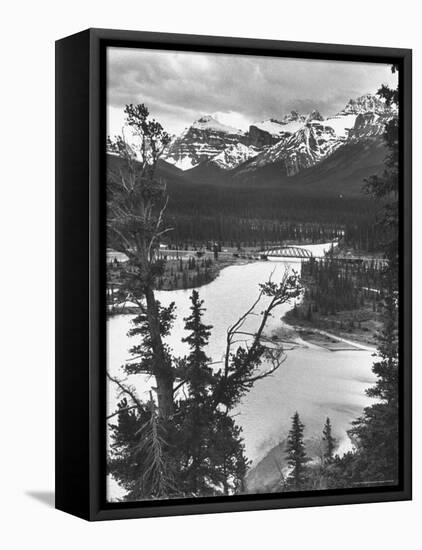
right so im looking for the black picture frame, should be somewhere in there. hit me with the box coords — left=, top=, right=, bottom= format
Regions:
left=55, top=28, right=412, bottom=521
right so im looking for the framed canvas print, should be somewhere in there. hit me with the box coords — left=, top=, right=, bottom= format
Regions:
left=55, top=28, right=412, bottom=521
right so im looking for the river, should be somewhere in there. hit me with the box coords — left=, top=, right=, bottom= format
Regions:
left=106, top=243, right=376, bottom=499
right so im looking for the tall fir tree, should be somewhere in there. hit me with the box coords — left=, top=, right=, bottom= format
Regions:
left=348, top=272, right=399, bottom=483
left=335, top=66, right=400, bottom=486
left=108, top=396, right=177, bottom=500
left=182, top=290, right=213, bottom=400
left=179, top=290, right=215, bottom=495
left=178, top=290, right=249, bottom=496
left=364, top=65, right=399, bottom=284
left=322, top=417, right=336, bottom=463
left=285, top=412, right=309, bottom=490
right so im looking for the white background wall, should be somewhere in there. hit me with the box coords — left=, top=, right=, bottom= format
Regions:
left=0, top=0, right=418, bottom=547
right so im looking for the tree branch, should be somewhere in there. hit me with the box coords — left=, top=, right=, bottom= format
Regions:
left=107, top=405, right=139, bottom=420
left=106, top=372, right=143, bottom=411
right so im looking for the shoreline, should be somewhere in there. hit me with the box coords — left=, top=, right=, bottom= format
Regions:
left=107, top=244, right=378, bottom=498
left=108, top=242, right=381, bottom=354
left=107, top=256, right=258, bottom=316
left=158, top=254, right=257, bottom=292
left=107, top=251, right=263, bottom=318
left=283, top=301, right=381, bottom=349
left=278, top=323, right=377, bottom=352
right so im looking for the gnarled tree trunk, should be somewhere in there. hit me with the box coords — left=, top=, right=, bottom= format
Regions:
left=144, top=285, right=174, bottom=419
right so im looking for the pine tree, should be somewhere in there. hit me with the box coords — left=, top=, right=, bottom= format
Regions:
left=285, top=412, right=309, bottom=490
left=350, top=69, right=399, bottom=483
left=364, top=66, right=399, bottom=282
left=182, top=290, right=213, bottom=400
left=178, top=290, right=249, bottom=496
left=178, top=291, right=214, bottom=494
left=348, top=271, right=399, bottom=483
left=335, top=67, right=400, bottom=486
left=108, top=396, right=177, bottom=501
left=322, top=417, right=336, bottom=463
left=134, top=394, right=177, bottom=498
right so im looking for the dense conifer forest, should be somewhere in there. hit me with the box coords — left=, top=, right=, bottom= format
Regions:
left=108, top=154, right=386, bottom=253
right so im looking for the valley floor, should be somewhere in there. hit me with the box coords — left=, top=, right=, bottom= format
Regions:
left=108, top=242, right=383, bottom=352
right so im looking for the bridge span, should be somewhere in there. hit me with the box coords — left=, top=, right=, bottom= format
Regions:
left=260, top=245, right=386, bottom=266
left=262, top=246, right=314, bottom=259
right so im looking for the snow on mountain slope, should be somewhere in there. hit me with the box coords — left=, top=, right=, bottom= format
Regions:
left=251, top=119, right=287, bottom=136
left=322, top=114, right=357, bottom=138
left=236, top=94, right=395, bottom=177
left=191, top=115, right=244, bottom=135
left=163, top=115, right=249, bottom=170
left=340, top=93, right=390, bottom=115
left=348, top=111, right=391, bottom=140
left=245, top=119, right=343, bottom=176
left=209, top=143, right=260, bottom=170
left=248, top=112, right=308, bottom=148
left=251, top=113, right=307, bottom=136
left=163, top=93, right=396, bottom=177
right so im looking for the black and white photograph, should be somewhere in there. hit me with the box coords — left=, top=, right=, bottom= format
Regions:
left=1, top=0, right=419, bottom=542
left=105, top=47, right=401, bottom=502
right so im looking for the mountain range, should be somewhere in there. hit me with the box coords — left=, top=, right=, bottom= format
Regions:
left=162, top=93, right=396, bottom=189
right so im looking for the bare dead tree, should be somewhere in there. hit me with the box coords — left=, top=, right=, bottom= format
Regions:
left=212, top=267, right=302, bottom=409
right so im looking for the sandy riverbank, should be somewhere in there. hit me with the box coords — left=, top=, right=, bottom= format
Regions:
left=271, top=322, right=377, bottom=352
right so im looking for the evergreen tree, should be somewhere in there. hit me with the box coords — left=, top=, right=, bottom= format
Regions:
left=179, top=291, right=214, bottom=494
left=285, top=412, right=309, bottom=490
left=108, top=396, right=177, bottom=501
left=334, top=67, right=400, bottom=486
left=349, top=69, right=399, bottom=484
left=322, top=417, right=336, bottom=463
left=347, top=272, right=399, bottom=483
left=108, top=398, right=146, bottom=500
left=178, top=290, right=249, bottom=496
left=107, top=103, right=303, bottom=501
left=182, top=290, right=213, bottom=399
left=364, top=65, right=399, bottom=282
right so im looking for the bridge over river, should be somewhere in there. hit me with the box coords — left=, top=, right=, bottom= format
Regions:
left=150, top=244, right=386, bottom=266
left=261, top=245, right=386, bottom=266
left=262, top=245, right=314, bottom=259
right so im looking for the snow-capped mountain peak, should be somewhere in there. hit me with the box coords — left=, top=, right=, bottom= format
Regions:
left=209, top=143, right=259, bottom=170
left=282, top=110, right=305, bottom=123
left=250, top=110, right=323, bottom=144
left=249, top=113, right=309, bottom=148
left=340, top=93, right=388, bottom=116
left=305, top=110, right=324, bottom=123
left=163, top=92, right=396, bottom=175
left=191, top=115, right=244, bottom=135
left=244, top=120, right=342, bottom=176
left=235, top=94, right=395, bottom=178
left=163, top=115, right=249, bottom=170
left=251, top=119, right=286, bottom=137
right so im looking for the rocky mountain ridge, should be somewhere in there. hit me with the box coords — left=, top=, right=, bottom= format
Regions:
left=163, top=93, right=396, bottom=175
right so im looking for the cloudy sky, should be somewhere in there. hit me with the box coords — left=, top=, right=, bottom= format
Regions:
left=107, top=47, right=397, bottom=137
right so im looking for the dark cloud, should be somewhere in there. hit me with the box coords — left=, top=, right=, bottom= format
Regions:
left=107, top=47, right=397, bottom=135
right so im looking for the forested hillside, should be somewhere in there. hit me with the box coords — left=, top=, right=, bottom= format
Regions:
left=107, top=153, right=384, bottom=249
